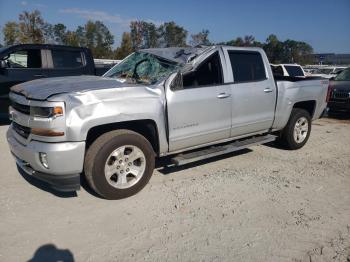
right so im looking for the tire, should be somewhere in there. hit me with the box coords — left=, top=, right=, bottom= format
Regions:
left=84, top=129, right=155, bottom=199
left=278, top=108, right=311, bottom=150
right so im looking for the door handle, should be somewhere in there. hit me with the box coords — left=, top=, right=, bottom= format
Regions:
left=264, top=88, right=273, bottom=93
left=34, top=74, right=46, bottom=77
left=217, top=93, right=231, bottom=99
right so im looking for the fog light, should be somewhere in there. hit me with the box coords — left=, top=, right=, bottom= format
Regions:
left=39, top=152, right=49, bottom=169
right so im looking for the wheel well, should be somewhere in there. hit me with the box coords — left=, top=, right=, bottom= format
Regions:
left=293, top=100, right=316, bottom=118
left=86, top=120, right=160, bottom=155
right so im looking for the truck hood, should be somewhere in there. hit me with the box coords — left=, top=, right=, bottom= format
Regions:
left=11, top=75, right=136, bottom=100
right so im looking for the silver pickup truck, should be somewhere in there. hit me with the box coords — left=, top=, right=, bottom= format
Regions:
left=6, top=46, right=329, bottom=199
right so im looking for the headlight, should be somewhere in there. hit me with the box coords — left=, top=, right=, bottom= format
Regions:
left=30, top=106, right=63, bottom=118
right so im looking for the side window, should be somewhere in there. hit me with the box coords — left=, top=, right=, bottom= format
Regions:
left=51, top=50, right=84, bottom=68
left=228, top=51, right=266, bottom=83
left=5, top=49, right=42, bottom=68
left=183, top=51, right=223, bottom=88
left=284, top=66, right=304, bottom=77
left=271, top=65, right=284, bottom=76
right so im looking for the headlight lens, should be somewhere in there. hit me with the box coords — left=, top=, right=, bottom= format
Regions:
left=30, top=106, right=63, bottom=118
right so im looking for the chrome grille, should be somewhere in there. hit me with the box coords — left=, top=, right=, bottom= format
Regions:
left=331, top=90, right=350, bottom=100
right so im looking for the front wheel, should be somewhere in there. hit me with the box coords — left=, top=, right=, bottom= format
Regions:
left=278, top=108, right=311, bottom=150
left=84, top=130, right=155, bottom=199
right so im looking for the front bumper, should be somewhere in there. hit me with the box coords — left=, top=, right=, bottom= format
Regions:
left=328, top=100, right=350, bottom=112
left=7, top=127, right=85, bottom=191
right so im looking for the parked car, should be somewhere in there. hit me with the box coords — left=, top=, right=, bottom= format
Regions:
left=327, top=67, right=350, bottom=113
left=271, top=63, right=306, bottom=77
left=7, top=46, right=328, bottom=199
left=0, top=44, right=115, bottom=115
left=312, top=66, right=346, bottom=79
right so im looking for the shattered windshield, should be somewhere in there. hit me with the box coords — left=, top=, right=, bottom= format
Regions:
left=104, top=52, right=180, bottom=85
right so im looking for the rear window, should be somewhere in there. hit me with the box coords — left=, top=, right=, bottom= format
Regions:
left=228, top=51, right=266, bottom=82
left=52, top=50, right=84, bottom=68
left=284, top=65, right=304, bottom=77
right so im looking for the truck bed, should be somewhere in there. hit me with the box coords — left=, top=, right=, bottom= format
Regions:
left=272, top=76, right=329, bottom=130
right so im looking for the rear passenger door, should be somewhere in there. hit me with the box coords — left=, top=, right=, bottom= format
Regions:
left=223, top=48, right=276, bottom=138
left=47, top=48, right=89, bottom=77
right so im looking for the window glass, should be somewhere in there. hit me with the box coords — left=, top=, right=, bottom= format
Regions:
left=334, top=68, right=344, bottom=74
left=5, top=49, right=42, bottom=68
left=271, top=65, right=284, bottom=76
left=284, top=65, right=304, bottom=77
left=183, top=51, right=223, bottom=88
left=228, top=51, right=266, bottom=82
left=52, top=50, right=84, bottom=68
left=334, top=68, right=350, bottom=81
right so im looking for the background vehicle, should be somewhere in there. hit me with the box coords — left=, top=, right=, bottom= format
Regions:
left=271, top=63, right=306, bottom=77
left=312, top=66, right=346, bottom=79
left=0, top=44, right=117, bottom=116
left=6, top=46, right=328, bottom=199
left=327, top=67, right=350, bottom=113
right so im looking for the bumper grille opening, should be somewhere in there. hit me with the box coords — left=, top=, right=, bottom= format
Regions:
left=11, top=101, right=30, bottom=115
left=13, top=122, right=31, bottom=139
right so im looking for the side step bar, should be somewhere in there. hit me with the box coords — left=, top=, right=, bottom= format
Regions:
left=171, top=134, right=277, bottom=166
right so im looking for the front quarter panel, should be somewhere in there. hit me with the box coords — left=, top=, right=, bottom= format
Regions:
left=49, top=84, right=168, bottom=154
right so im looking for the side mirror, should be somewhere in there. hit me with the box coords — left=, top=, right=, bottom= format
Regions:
left=0, top=60, right=7, bottom=69
left=170, top=71, right=183, bottom=91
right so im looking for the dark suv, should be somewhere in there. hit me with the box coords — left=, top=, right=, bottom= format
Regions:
left=328, top=67, right=350, bottom=113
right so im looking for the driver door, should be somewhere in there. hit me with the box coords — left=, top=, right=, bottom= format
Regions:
left=166, top=50, right=232, bottom=152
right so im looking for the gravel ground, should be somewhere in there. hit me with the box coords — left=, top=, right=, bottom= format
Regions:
left=0, top=117, right=349, bottom=262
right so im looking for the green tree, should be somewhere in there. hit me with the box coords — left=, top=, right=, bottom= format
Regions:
left=158, top=22, right=187, bottom=47
left=190, top=29, right=211, bottom=46
left=282, top=39, right=313, bottom=65
left=42, top=22, right=54, bottom=43
left=130, top=21, right=143, bottom=50
left=64, top=31, right=80, bottom=46
left=130, top=21, right=159, bottom=50
left=53, top=23, right=67, bottom=44
left=114, top=32, right=133, bottom=59
left=263, top=34, right=285, bottom=63
left=74, top=20, right=114, bottom=58
left=2, top=21, right=20, bottom=45
left=223, top=35, right=262, bottom=47
left=18, top=10, right=46, bottom=43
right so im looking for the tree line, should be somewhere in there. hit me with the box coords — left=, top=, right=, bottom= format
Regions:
left=2, top=10, right=314, bottom=64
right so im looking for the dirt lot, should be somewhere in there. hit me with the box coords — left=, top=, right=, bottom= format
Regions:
left=0, top=117, right=349, bottom=262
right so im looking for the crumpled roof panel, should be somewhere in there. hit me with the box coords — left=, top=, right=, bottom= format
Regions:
left=140, top=47, right=209, bottom=64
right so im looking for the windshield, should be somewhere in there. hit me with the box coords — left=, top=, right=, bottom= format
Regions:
left=104, top=52, right=180, bottom=85
left=318, top=68, right=334, bottom=74
left=334, top=68, right=345, bottom=74
left=334, top=68, right=350, bottom=81
left=284, top=65, right=304, bottom=77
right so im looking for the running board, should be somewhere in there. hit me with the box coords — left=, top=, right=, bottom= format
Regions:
left=171, top=134, right=277, bottom=166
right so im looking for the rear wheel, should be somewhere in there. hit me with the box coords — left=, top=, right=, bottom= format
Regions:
left=278, top=108, right=311, bottom=150
left=84, top=130, right=155, bottom=199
